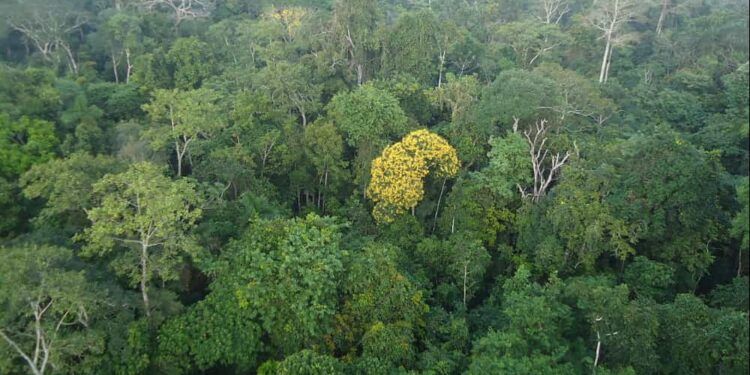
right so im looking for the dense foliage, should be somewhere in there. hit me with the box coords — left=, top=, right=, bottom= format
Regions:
left=0, top=0, right=748, bottom=374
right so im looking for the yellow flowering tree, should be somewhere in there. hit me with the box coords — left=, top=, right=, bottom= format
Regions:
left=367, top=129, right=459, bottom=223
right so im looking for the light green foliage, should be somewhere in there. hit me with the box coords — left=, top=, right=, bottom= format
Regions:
left=438, top=175, right=516, bottom=247
left=547, top=163, right=638, bottom=270
left=327, top=84, right=409, bottom=150
left=481, top=132, right=533, bottom=200
left=723, top=62, right=749, bottom=121
left=142, top=87, right=224, bottom=176
left=225, top=90, right=292, bottom=177
left=0, top=114, right=58, bottom=178
left=381, top=10, right=441, bottom=84
left=445, top=234, right=491, bottom=306
left=656, top=294, right=749, bottom=374
left=0, top=245, right=108, bottom=375
left=612, top=129, right=723, bottom=278
left=326, top=83, right=409, bottom=188
left=430, top=73, right=480, bottom=124
left=362, top=321, right=416, bottom=367
left=564, top=276, right=660, bottom=373
left=430, top=73, right=486, bottom=165
left=255, top=61, right=322, bottom=127
left=492, top=21, right=567, bottom=69
left=304, top=121, right=348, bottom=212
left=707, top=309, right=750, bottom=374
left=157, top=290, right=261, bottom=373
left=413, top=234, right=491, bottom=307
left=473, top=69, right=558, bottom=130
left=131, top=50, right=171, bottom=91
left=533, top=63, right=617, bottom=128
left=331, top=0, right=382, bottom=83
left=623, top=256, right=675, bottom=302
left=20, top=152, right=124, bottom=230
left=271, top=349, right=344, bottom=375
left=0, top=66, right=61, bottom=120
left=0, top=1, right=747, bottom=373
left=167, top=37, right=214, bottom=89
left=79, top=162, right=203, bottom=316
left=709, top=277, right=749, bottom=311
left=732, top=178, right=749, bottom=254
left=226, top=214, right=344, bottom=355
left=467, top=266, right=574, bottom=374
left=333, top=244, right=428, bottom=357
left=0, top=177, right=20, bottom=236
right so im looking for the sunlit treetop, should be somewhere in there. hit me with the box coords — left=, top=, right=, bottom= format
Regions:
left=367, top=129, right=459, bottom=223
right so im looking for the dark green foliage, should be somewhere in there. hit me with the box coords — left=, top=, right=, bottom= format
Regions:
left=0, top=1, right=747, bottom=374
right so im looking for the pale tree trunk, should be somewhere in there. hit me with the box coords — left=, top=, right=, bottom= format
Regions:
left=656, top=0, right=669, bottom=35
left=438, top=50, right=447, bottom=88
left=599, top=38, right=611, bottom=83
left=175, top=140, right=184, bottom=177
left=604, top=45, right=613, bottom=83
left=322, top=167, right=329, bottom=214
left=111, top=52, right=120, bottom=83
left=125, top=48, right=133, bottom=83
left=0, top=298, right=70, bottom=375
left=140, top=242, right=151, bottom=318
left=60, top=43, right=79, bottom=74
left=593, top=329, right=602, bottom=372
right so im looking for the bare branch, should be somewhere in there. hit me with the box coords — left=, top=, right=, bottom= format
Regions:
left=517, top=119, right=571, bottom=202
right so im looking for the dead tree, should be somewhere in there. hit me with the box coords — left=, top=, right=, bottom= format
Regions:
left=9, top=11, right=87, bottom=74
left=516, top=119, right=570, bottom=202
left=139, top=0, right=215, bottom=26
left=586, top=0, right=639, bottom=83
left=0, top=298, right=90, bottom=375
left=536, top=0, right=571, bottom=24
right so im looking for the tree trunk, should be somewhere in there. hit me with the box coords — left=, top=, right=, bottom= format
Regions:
left=175, top=141, right=183, bottom=177
left=738, top=249, right=743, bottom=277
left=125, top=48, right=133, bottom=83
left=140, top=243, right=151, bottom=318
left=432, top=178, right=447, bottom=233
left=604, top=46, right=613, bottom=83
left=462, top=261, right=469, bottom=307
left=656, top=0, right=669, bottom=35
left=593, top=330, right=601, bottom=372
left=322, top=168, right=329, bottom=214
left=438, top=50, right=446, bottom=88
left=300, top=108, right=307, bottom=127
left=111, top=53, right=119, bottom=83
left=61, top=43, right=78, bottom=74
left=598, top=38, right=611, bottom=83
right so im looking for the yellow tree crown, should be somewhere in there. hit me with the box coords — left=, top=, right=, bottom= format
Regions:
left=367, top=129, right=459, bottom=223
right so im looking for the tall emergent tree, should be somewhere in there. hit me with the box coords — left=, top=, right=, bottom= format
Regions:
left=586, top=0, right=641, bottom=83
left=78, top=162, right=203, bottom=317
